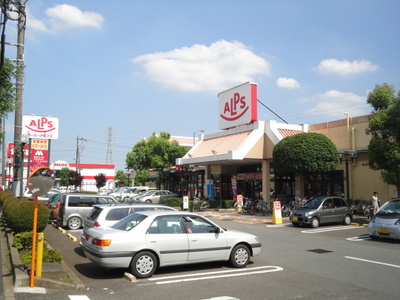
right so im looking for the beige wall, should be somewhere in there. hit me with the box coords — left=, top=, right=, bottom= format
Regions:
left=310, top=115, right=396, bottom=204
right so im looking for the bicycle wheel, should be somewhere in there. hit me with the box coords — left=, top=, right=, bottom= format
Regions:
left=260, top=204, right=268, bottom=216
left=248, top=206, right=256, bottom=215
left=363, top=205, right=370, bottom=216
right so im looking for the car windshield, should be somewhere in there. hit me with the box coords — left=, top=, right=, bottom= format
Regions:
left=376, top=199, right=400, bottom=216
left=111, top=213, right=147, bottom=231
left=302, top=198, right=323, bottom=209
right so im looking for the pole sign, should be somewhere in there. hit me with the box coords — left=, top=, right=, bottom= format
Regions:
left=22, top=115, right=59, bottom=139
left=29, top=139, right=49, bottom=173
left=218, top=82, right=258, bottom=130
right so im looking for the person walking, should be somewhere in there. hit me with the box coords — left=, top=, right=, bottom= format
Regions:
left=370, top=192, right=380, bottom=219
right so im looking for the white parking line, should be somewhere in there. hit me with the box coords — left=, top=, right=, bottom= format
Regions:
left=68, top=296, right=91, bottom=300
left=345, top=256, right=400, bottom=269
left=139, top=266, right=283, bottom=285
left=301, top=226, right=361, bottom=234
left=346, top=234, right=371, bottom=241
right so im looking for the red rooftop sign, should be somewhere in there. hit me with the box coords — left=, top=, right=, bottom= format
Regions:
left=218, top=82, right=258, bottom=130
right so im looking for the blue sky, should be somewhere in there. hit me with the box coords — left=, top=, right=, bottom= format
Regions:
left=4, top=0, right=400, bottom=172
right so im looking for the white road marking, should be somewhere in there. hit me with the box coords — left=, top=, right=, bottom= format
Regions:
left=139, top=266, right=283, bottom=286
left=68, top=296, right=91, bottom=300
left=203, top=297, right=240, bottom=300
left=345, top=256, right=400, bottom=269
left=266, top=223, right=293, bottom=228
left=14, top=287, right=47, bottom=294
left=301, top=226, right=361, bottom=233
left=346, top=234, right=371, bottom=241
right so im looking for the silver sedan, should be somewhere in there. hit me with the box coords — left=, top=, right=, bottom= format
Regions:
left=368, top=198, right=400, bottom=240
left=81, top=210, right=262, bottom=278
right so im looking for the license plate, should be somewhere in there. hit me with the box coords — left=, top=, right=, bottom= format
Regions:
left=292, top=216, right=298, bottom=221
left=378, top=227, right=389, bottom=234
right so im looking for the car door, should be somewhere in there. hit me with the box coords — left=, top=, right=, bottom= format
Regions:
left=145, top=216, right=189, bottom=265
left=320, top=198, right=335, bottom=224
left=183, top=215, right=228, bottom=262
left=332, top=198, right=347, bottom=222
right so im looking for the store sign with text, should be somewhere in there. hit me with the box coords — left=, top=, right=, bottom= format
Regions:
left=218, top=82, right=258, bottom=130
left=22, top=115, right=59, bottom=139
left=29, top=139, right=49, bottom=173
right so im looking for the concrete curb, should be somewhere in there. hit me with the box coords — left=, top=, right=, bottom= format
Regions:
left=1, top=219, right=85, bottom=292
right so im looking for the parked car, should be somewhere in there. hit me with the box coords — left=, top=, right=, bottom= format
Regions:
left=368, top=198, right=400, bottom=240
left=290, top=196, right=352, bottom=228
left=80, top=203, right=177, bottom=243
left=81, top=210, right=262, bottom=278
left=133, top=190, right=178, bottom=204
left=56, top=193, right=116, bottom=230
left=46, top=192, right=62, bottom=208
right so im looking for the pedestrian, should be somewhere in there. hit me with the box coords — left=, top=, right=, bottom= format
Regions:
left=370, top=192, right=380, bottom=219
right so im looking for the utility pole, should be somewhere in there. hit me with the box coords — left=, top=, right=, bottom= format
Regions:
left=76, top=136, right=86, bottom=173
left=12, top=0, right=26, bottom=197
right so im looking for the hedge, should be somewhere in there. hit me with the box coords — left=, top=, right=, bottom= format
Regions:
left=0, top=191, right=50, bottom=233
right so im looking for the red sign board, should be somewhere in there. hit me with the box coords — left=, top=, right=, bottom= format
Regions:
left=29, top=149, right=49, bottom=173
left=7, top=143, right=29, bottom=158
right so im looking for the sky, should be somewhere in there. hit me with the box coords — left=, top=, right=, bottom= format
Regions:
left=3, top=0, right=400, bottom=172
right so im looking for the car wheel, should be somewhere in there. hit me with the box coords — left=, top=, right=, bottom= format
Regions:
left=145, top=200, right=152, bottom=203
left=67, top=216, right=82, bottom=230
left=230, top=244, right=250, bottom=268
left=123, top=197, right=130, bottom=202
left=310, top=217, right=320, bottom=228
left=343, top=214, right=352, bottom=225
left=129, top=251, right=157, bottom=278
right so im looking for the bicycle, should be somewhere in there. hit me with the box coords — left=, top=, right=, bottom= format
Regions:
left=190, top=197, right=210, bottom=212
left=248, top=199, right=271, bottom=216
left=350, top=198, right=369, bottom=216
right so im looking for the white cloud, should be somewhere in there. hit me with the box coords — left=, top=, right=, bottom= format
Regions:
left=132, top=40, right=271, bottom=92
left=276, top=77, right=301, bottom=89
left=305, top=90, right=369, bottom=118
left=28, top=4, right=104, bottom=33
left=316, top=59, right=379, bottom=76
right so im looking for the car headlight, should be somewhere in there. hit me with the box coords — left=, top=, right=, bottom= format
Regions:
left=394, top=219, right=400, bottom=225
left=304, top=212, right=309, bottom=217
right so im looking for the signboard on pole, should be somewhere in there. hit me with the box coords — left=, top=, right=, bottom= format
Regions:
left=22, top=115, right=59, bottom=139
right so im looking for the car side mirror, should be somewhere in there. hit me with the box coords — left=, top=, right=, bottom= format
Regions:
left=214, top=226, right=221, bottom=234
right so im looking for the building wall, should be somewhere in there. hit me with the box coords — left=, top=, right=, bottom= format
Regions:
left=310, top=115, right=397, bottom=203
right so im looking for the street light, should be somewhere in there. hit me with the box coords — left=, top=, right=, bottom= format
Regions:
left=193, top=130, right=204, bottom=145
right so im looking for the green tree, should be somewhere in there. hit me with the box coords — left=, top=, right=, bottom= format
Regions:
left=134, top=169, right=150, bottom=186
left=273, top=132, right=338, bottom=196
left=114, top=170, right=127, bottom=187
left=366, top=83, right=400, bottom=193
left=126, top=132, right=188, bottom=188
left=58, top=168, right=70, bottom=187
left=0, top=58, right=17, bottom=124
left=94, top=173, right=107, bottom=191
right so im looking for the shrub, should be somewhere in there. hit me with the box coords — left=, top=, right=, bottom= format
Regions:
left=13, top=231, right=63, bottom=266
left=3, top=197, right=50, bottom=233
left=163, top=197, right=183, bottom=207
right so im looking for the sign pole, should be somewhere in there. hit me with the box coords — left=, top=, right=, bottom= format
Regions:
left=29, top=194, right=39, bottom=288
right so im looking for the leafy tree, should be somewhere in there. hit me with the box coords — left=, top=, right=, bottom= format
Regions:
left=68, top=170, right=83, bottom=190
left=114, top=170, right=127, bottom=187
left=58, top=168, right=70, bottom=187
left=273, top=132, right=338, bottom=196
left=94, top=173, right=107, bottom=191
left=134, top=169, right=150, bottom=186
left=126, top=132, right=188, bottom=188
left=366, top=83, right=400, bottom=193
left=0, top=58, right=17, bottom=124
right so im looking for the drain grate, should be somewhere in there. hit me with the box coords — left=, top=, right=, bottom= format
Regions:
left=307, top=249, right=333, bottom=254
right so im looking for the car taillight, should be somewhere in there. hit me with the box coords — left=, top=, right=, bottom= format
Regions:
left=52, top=203, right=60, bottom=209
left=94, top=221, right=101, bottom=227
left=92, top=238, right=111, bottom=247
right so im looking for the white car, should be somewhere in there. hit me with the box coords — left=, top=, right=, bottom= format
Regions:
left=133, top=190, right=178, bottom=204
left=368, top=198, right=400, bottom=240
left=80, top=203, right=177, bottom=242
left=82, top=211, right=262, bottom=278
